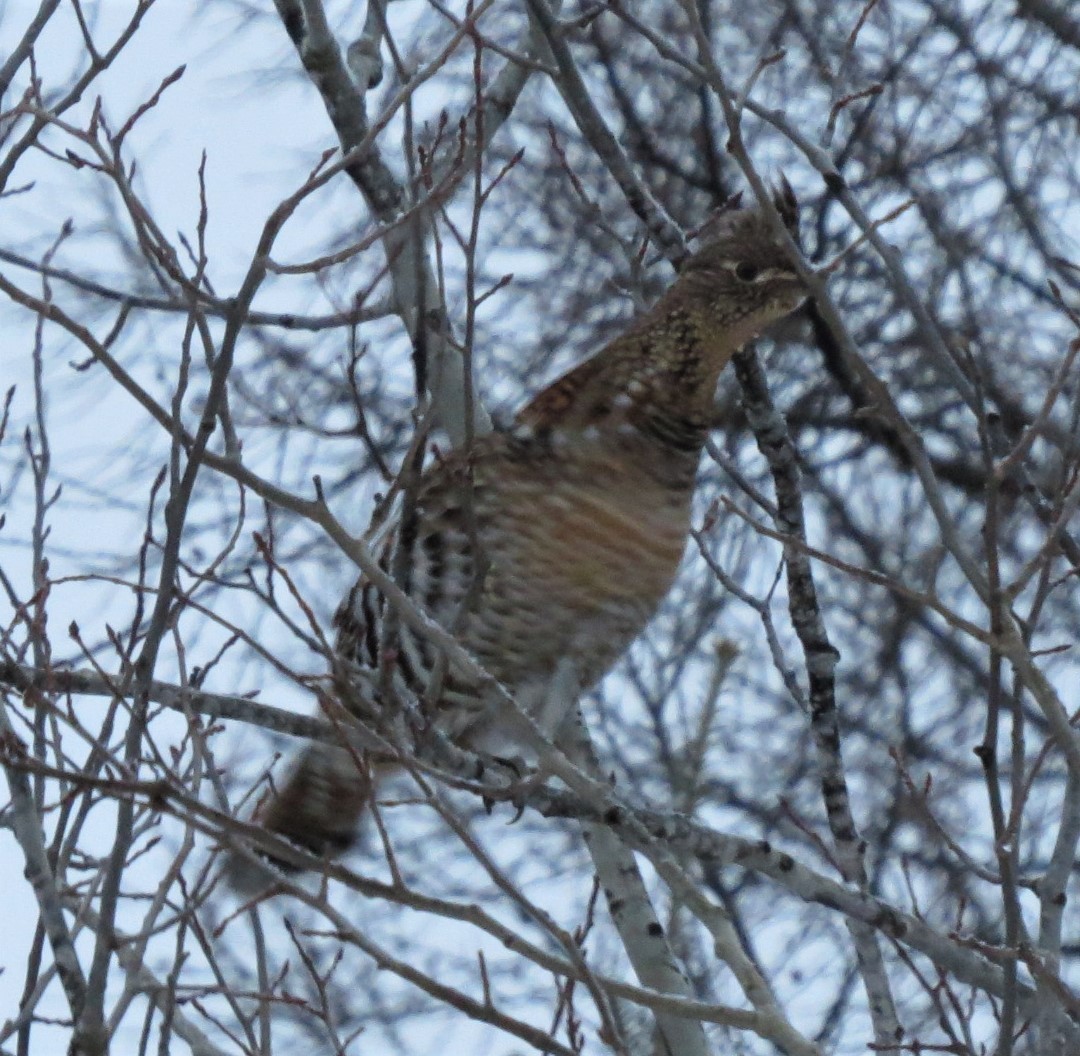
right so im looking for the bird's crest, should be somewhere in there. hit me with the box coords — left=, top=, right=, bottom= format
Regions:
left=695, top=177, right=801, bottom=251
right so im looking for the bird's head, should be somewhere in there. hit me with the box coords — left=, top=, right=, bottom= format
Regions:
left=674, top=179, right=807, bottom=344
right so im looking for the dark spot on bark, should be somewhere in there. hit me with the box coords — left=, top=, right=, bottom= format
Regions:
left=874, top=910, right=907, bottom=937
left=282, top=7, right=304, bottom=44
left=824, top=171, right=846, bottom=193
left=822, top=777, right=847, bottom=799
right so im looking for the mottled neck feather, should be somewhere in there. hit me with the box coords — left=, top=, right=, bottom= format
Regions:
left=517, top=284, right=740, bottom=453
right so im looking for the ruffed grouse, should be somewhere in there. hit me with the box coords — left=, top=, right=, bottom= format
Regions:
left=249, top=188, right=806, bottom=868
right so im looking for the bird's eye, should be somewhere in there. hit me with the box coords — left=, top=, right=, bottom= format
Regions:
left=734, top=262, right=760, bottom=283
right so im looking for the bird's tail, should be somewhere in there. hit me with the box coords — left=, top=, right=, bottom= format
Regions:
left=225, top=742, right=374, bottom=891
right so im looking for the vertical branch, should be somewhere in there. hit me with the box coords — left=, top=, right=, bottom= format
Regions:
left=973, top=390, right=1023, bottom=1055
left=1039, top=772, right=1080, bottom=970
left=0, top=704, right=87, bottom=1027
left=27, top=231, right=63, bottom=809
left=731, top=345, right=903, bottom=1049
left=273, top=0, right=497, bottom=447
left=0, top=228, right=89, bottom=1036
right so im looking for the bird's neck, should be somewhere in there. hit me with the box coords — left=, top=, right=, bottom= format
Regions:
left=517, top=291, right=741, bottom=463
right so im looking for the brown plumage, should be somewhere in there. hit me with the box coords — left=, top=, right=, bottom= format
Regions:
left=244, top=188, right=807, bottom=873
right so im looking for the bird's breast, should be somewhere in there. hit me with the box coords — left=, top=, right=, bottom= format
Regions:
left=528, top=478, right=688, bottom=606
left=457, top=443, right=692, bottom=690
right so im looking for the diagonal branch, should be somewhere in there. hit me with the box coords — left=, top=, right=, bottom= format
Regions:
left=524, top=0, right=687, bottom=264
